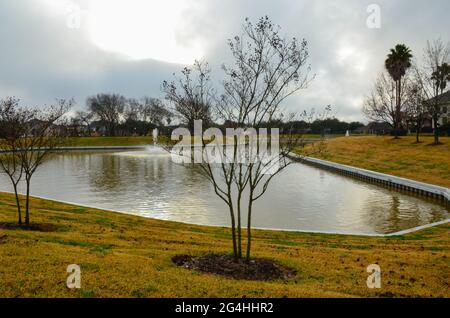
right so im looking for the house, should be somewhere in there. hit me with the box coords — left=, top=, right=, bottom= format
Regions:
left=424, top=90, right=450, bottom=127
left=355, top=122, right=392, bottom=135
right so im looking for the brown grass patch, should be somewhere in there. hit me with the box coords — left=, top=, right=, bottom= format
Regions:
left=0, top=222, right=59, bottom=232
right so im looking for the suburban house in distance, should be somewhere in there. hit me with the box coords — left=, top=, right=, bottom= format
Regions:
left=426, top=90, right=450, bottom=127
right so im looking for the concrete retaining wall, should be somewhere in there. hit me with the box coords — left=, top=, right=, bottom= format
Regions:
left=288, top=153, right=450, bottom=206
left=52, top=146, right=148, bottom=151
left=0, top=146, right=148, bottom=153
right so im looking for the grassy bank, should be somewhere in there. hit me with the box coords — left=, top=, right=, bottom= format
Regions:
left=65, top=136, right=154, bottom=147
left=0, top=192, right=448, bottom=298
left=64, top=134, right=341, bottom=148
left=298, top=136, right=450, bottom=188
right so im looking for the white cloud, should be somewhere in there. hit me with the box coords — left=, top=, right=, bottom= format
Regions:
left=0, top=0, right=449, bottom=122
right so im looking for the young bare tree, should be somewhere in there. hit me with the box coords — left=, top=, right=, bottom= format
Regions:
left=17, top=100, right=71, bottom=224
left=168, top=17, right=314, bottom=261
left=0, top=98, right=71, bottom=224
left=87, top=93, right=126, bottom=136
left=363, top=72, right=410, bottom=133
left=162, top=61, right=214, bottom=132
left=0, top=97, right=32, bottom=224
left=414, top=39, right=450, bottom=144
left=405, top=81, right=427, bottom=143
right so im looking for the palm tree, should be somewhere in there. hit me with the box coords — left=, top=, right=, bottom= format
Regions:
left=385, top=44, right=413, bottom=138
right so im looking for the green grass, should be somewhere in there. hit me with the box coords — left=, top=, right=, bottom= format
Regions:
left=0, top=192, right=448, bottom=298
left=64, top=134, right=342, bottom=148
left=65, top=136, right=154, bottom=147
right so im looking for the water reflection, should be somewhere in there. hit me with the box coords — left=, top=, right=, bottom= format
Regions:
left=0, top=150, right=448, bottom=234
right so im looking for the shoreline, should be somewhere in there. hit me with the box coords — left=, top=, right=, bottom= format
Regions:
left=0, top=191, right=448, bottom=298
left=0, top=190, right=448, bottom=238
left=289, top=153, right=450, bottom=205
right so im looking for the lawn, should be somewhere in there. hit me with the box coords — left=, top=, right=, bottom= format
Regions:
left=63, top=134, right=339, bottom=148
left=297, top=135, right=450, bottom=188
left=65, top=136, right=154, bottom=147
left=0, top=192, right=448, bottom=298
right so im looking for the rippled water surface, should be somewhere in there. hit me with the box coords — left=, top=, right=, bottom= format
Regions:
left=0, top=149, right=448, bottom=234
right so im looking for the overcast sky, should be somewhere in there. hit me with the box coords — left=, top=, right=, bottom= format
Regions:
left=0, top=0, right=449, bottom=122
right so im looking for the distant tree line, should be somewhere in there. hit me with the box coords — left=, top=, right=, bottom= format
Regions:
left=62, top=90, right=364, bottom=138
left=67, top=94, right=174, bottom=137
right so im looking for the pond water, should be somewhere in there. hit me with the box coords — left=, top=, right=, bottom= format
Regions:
left=0, top=148, right=448, bottom=235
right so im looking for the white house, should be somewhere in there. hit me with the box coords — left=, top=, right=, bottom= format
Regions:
left=425, top=90, right=450, bottom=127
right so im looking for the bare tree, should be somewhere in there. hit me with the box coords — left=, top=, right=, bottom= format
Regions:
left=0, top=98, right=71, bottom=224
left=414, top=39, right=450, bottom=144
left=169, top=17, right=315, bottom=261
left=141, top=97, right=173, bottom=126
left=405, top=80, right=428, bottom=143
left=162, top=61, right=214, bottom=132
left=75, top=111, right=94, bottom=136
left=125, top=98, right=144, bottom=122
left=363, top=72, right=410, bottom=133
left=0, top=97, right=32, bottom=224
left=18, top=100, right=72, bottom=224
left=87, top=93, right=126, bottom=136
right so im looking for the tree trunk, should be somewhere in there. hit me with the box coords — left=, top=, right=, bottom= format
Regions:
left=13, top=184, right=22, bottom=225
left=416, top=114, right=423, bottom=143
left=236, top=192, right=242, bottom=259
left=416, top=121, right=420, bottom=143
left=246, top=195, right=253, bottom=262
left=395, top=78, right=402, bottom=139
left=227, top=201, right=238, bottom=260
left=433, top=91, right=440, bottom=145
left=434, top=112, right=439, bottom=144
left=25, top=178, right=31, bottom=225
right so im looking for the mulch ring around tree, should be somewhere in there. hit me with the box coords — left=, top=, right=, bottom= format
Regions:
left=172, top=254, right=297, bottom=281
left=0, top=222, right=59, bottom=232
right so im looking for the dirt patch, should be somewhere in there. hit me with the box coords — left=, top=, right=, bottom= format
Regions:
left=0, top=222, right=59, bottom=232
left=172, top=254, right=296, bottom=281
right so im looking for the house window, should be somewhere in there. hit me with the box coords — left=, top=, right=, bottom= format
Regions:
left=442, top=106, right=448, bottom=114
left=444, top=117, right=448, bottom=125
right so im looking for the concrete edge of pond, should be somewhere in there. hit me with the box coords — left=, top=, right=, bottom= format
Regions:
left=1, top=191, right=448, bottom=238
left=0, top=146, right=150, bottom=153
left=55, top=146, right=149, bottom=151
left=288, top=153, right=450, bottom=206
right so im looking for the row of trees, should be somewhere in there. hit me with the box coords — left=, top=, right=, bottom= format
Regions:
left=364, top=40, right=450, bottom=144
left=70, top=91, right=359, bottom=137
left=70, top=95, right=173, bottom=137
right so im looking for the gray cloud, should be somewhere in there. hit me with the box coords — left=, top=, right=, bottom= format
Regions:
left=0, top=0, right=449, bottom=122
